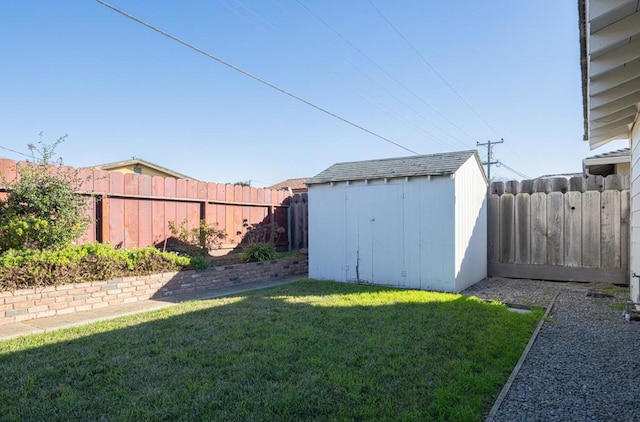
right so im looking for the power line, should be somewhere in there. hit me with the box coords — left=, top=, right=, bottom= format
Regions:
left=229, top=0, right=279, bottom=33
left=215, top=0, right=269, bottom=33
left=221, top=0, right=460, bottom=150
left=497, top=161, right=530, bottom=180
left=367, top=1, right=538, bottom=176
left=331, top=74, right=464, bottom=150
left=504, top=142, right=536, bottom=175
left=296, top=0, right=472, bottom=149
left=96, top=0, right=420, bottom=156
left=367, top=0, right=500, bottom=136
left=0, top=145, right=32, bottom=159
left=268, top=0, right=460, bottom=150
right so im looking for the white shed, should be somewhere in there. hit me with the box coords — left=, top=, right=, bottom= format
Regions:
left=307, top=150, right=487, bottom=293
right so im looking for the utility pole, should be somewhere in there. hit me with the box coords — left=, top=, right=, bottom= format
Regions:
left=476, top=138, right=504, bottom=180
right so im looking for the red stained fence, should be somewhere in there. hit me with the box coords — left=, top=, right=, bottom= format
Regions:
left=0, top=159, right=292, bottom=250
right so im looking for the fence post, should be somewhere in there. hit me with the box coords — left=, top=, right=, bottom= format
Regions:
left=287, top=205, right=292, bottom=251
left=199, top=201, right=206, bottom=222
left=97, top=195, right=110, bottom=244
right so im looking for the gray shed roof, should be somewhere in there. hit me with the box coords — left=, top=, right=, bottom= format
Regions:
left=307, top=150, right=480, bottom=185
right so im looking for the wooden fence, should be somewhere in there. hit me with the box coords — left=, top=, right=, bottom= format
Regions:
left=490, top=174, right=630, bottom=195
left=488, top=175, right=630, bottom=283
left=0, top=159, right=293, bottom=250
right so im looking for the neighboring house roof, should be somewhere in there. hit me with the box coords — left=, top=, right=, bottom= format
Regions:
left=535, top=172, right=584, bottom=180
left=90, top=158, right=195, bottom=180
left=307, top=150, right=481, bottom=185
left=583, top=148, right=631, bottom=165
left=269, top=178, right=310, bottom=191
left=578, top=0, right=640, bottom=149
left=583, top=147, right=631, bottom=176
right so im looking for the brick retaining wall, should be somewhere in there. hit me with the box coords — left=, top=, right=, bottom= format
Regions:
left=0, top=256, right=308, bottom=326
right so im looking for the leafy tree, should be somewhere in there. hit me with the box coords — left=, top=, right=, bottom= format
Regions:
left=0, top=135, right=90, bottom=251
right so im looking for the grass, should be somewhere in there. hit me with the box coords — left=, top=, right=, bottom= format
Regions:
left=0, top=280, right=542, bottom=421
left=274, top=250, right=302, bottom=260
left=587, top=283, right=629, bottom=311
left=588, top=283, right=629, bottom=297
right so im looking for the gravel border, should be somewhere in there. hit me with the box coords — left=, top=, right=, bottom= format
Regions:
left=462, top=277, right=565, bottom=308
left=485, top=290, right=559, bottom=421
left=463, top=278, right=640, bottom=422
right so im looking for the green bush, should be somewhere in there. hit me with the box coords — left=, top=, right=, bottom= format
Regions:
left=0, top=243, right=209, bottom=291
left=0, top=216, right=50, bottom=251
left=0, top=136, right=89, bottom=251
left=242, top=243, right=277, bottom=263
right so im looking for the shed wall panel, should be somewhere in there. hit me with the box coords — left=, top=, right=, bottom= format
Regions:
left=345, top=184, right=403, bottom=286
left=418, top=177, right=456, bottom=292
left=454, top=157, right=488, bottom=291
left=308, top=184, right=346, bottom=281
left=402, top=181, right=423, bottom=289
left=344, top=185, right=361, bottom=282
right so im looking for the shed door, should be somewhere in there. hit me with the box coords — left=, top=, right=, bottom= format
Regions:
left=345, top=184, right=403, bottom=286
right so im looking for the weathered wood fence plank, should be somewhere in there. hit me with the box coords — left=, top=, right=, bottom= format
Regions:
left=515, top=193, right=530, bottom=264
left=531, top=193, right=547, bottom=265
left=582, top=191, right=601, bottom=268
left=487, top=194, right=500, bottom=264
left=601, top=190, right=621, bottom=268
left=564, top=192, right=582, bottom=267
left=499, top=195, right=515, bottom=264
left=547, top=192, right=564, bottom=265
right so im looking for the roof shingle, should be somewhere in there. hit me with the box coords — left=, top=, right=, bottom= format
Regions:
left=268, top=178, right=310, bottom=191
left=307, top=150, right=479, bottom=185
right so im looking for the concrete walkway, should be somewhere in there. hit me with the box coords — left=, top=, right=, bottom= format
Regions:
left=0, top=276, right=305, bottom=341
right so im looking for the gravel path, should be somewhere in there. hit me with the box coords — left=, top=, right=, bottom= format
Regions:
left=463, top=278, right=640, bottom=422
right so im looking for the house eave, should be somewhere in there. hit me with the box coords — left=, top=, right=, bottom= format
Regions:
left=579, top=0, right=590, bottom=142
left=583, top=155, right=631, bottom=166
left=580, top=0, right=640, bottom=150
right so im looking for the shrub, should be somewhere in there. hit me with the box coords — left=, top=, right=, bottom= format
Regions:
left=167, top=219, right=227, bottom=256
left=0, top=243, right=209, bottom=291
left=0, top=216, right=50, bottom=251
left=0, top=136, right=89, bottom=251
left=242, top=243, right=277, bottom=263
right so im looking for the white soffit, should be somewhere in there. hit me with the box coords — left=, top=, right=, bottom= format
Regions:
left=583, top=0, right=640, bottom=149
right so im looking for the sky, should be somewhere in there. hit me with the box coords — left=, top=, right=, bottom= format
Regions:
left=0, top=1, right=629, bottom=186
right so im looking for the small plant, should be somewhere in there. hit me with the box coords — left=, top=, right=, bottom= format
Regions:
left=167, top=219, right=227, bottom=255
left=242, top=243, right=277, bottom=262
left=237, top=219, right=284, bottom=262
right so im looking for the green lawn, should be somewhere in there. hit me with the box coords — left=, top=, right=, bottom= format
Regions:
left=0, top=280, right=542, bottom=421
